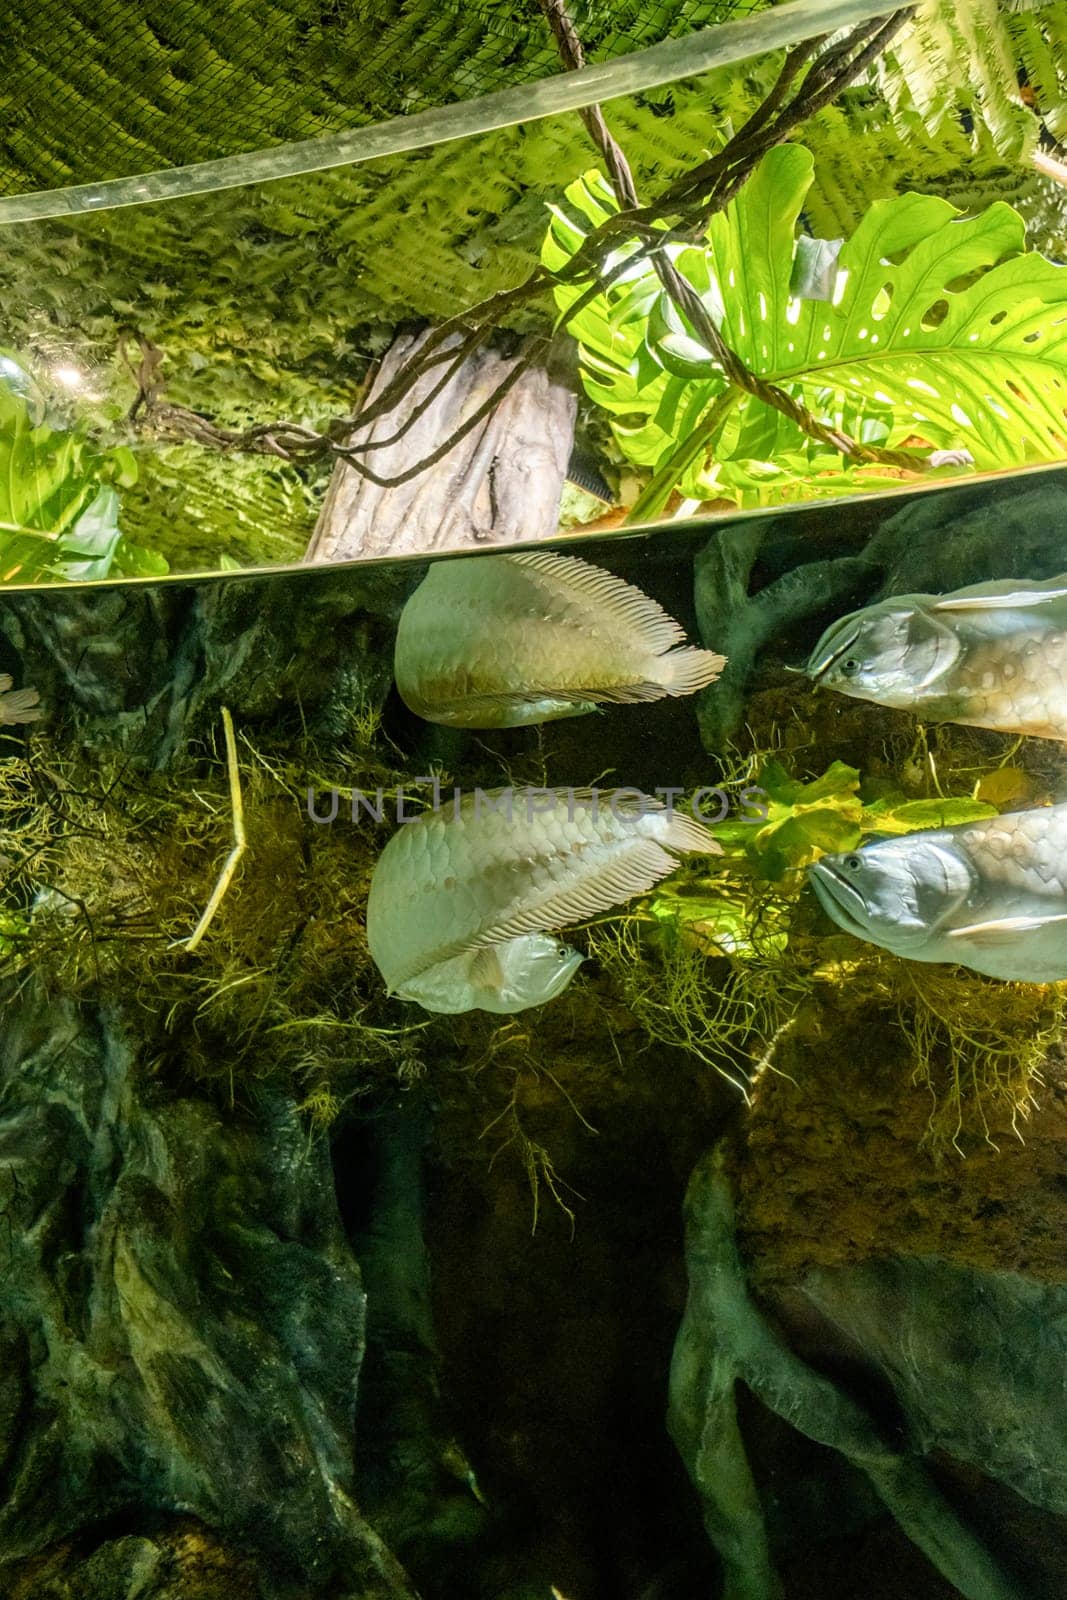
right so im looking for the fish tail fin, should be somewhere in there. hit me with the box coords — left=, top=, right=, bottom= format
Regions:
left=0, top=686, right=42, bottom=725
left=653, top=647, right=726, bottom=696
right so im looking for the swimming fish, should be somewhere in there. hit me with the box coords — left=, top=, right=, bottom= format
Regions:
left=366, top=786, right=718, bottom=1014
left=807, top=575, right=1067, bottom=740
left=0, top=675, right=40, bottom=726
left=394, top=551, right=724, bottom=728
left=808, top=801, right=1067, bottom=982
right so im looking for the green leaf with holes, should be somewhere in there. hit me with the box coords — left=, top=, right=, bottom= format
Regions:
left=542, top=144, right=1067, bottom=508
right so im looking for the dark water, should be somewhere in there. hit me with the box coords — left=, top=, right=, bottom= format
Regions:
left=2, top=467, right=1067, bottom=1600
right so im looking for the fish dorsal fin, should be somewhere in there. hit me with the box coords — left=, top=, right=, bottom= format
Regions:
left=376, top=793, right=719, bottom=989
left=933, top=577, right=1067, bottom=613
left=459, top=808, right=719, bottom=951
left=505, top=551, right=687, bottom=653
left=946, top=912, right=1067, bottom=939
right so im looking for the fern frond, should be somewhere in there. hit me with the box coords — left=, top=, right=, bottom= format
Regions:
left=874, top=0, right=1067, bottom=160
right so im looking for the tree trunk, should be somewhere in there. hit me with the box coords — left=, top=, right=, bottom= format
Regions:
left=305, top=329, right=577, bottom=562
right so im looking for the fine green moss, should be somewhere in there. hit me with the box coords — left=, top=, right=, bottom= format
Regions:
left=0, top=718, right=430, bottom=1107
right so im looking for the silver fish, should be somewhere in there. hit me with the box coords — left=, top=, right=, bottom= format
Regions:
left=366, top=786, right=718, bottom=1014
left=0, top=675, right=41, bottom=726
left=394, top=550, right=724, bottom=728
left=807, top=575, right=1067, bottom=740
left=808, top=801, right=1067, bottom=982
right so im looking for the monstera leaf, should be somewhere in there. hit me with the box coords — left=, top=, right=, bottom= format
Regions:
left=0, top=368, right=166, bottom=584
left=543, top=144, right=1067, bottom=511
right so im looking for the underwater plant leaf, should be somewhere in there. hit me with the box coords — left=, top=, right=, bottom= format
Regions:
left=545, top=141, right=1067, bottom=509
left=748, top=809, right=863, bottom=881
left=974, top=766, right=1038, bottom=808
left=869, top=796, right=1000, bottom=830
left=733, top=761, right=866, bottom=880
left=757, top=758, right=860, bottom=808
left=698, top=758, right=1003, bottom=886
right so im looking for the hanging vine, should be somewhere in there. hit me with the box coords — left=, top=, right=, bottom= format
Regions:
left=122, top=9, right=921, bottom=494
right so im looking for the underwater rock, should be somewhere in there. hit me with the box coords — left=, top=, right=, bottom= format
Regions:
left=0, top=994, right=416, bottom=1600
left=670, top=1149, right=1029, bottom=1600
left=394, top=550, right=723, bottom=727
left=0, top=564, right=408, bottom=755
left=5, top=1519, right=260, bottom=1598
left=692, top=985, right=1067, bottom=1598
left=693, top=519, right=870, bottom=750
left=0, top=585, right=177, bottom=739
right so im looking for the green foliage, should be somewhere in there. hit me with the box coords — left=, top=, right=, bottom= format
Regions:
left=0, top=0, right=761, bottom=195
left=645, top=759, right=998, bottom=963
left=730, top=759, right=999, bottom=881
left=875, top=0, right=1067, bottom=159
left=544, top=144, right=1067, bottom=511
left=0, top=363, right=166, bottom=583
left=0, top=7, right=1059, bottom=553
left=0, top=17, right=1051, bottom=559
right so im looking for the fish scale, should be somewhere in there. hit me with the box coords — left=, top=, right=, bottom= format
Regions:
left=951, top=627, right=1067, bottom=737
left=367, top=787, right=717, bottom=1013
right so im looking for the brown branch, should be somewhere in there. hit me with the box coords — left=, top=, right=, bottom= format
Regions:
left=127, top=8, right=919, bottom=488
left=537, top=0, right=920, bottom=470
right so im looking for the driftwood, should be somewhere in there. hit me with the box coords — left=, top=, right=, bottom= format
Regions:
left=305, top=329, right=577, bottom=562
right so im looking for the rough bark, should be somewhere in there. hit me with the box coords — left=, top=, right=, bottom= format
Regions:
left=304, top=329, right=577, bottom=562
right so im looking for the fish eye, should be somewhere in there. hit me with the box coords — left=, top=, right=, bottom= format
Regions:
left=839, top=657, right=861, bottom=677
left=843, top=855, right=863, bottom=872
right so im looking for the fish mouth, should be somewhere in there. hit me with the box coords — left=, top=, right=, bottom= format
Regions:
left=807, top=619, right=861, bottom=683
left=808, top=858, right=873, bottom=938
left=532, top=944, right=584, bottom=1004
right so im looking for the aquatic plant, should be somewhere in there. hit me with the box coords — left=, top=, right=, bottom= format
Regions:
left=0, top=722, right=427, bottom=1103
left=585, top=745, right=1065, bottom=1145
left=896, top=959, right=1065, bottom=1152
left=544, top=142, right=1067, bottom=513
left=587, top=909, right=809, bottom=1099
left=470, top=1018, right=592, bottom=1236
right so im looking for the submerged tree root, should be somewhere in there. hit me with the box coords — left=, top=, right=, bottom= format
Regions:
left=668, top=1148, right=1023, bottom=1600
left=587, top=885, right=1062, bottom=1149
